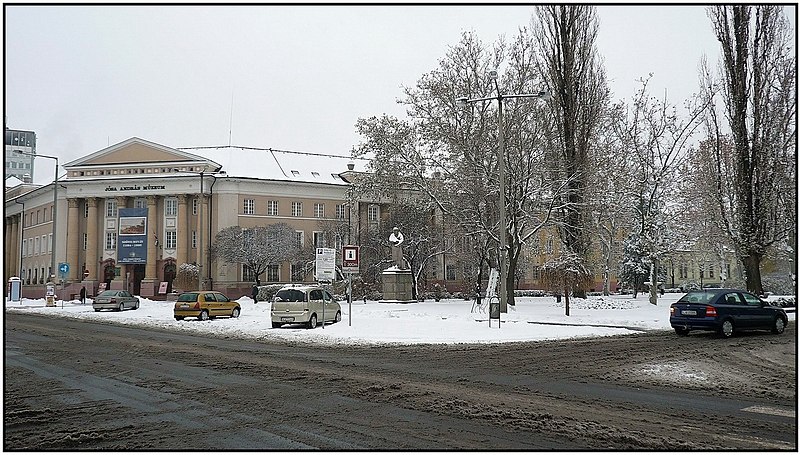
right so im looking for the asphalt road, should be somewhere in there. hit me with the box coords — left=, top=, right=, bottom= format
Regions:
left=4, top=312, right=796, bottom=450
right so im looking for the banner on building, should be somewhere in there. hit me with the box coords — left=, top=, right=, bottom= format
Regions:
left=118, top=207, right=148, bottom=264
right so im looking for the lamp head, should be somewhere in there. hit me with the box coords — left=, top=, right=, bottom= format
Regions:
left=488, top=69, right=499, bottom=81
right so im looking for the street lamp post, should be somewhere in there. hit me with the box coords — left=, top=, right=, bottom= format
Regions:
left=18, top=151, right=59, bottom=281
left=174, top=167, right=225, bottom=290
left=457, top=69, right=549, bottom=313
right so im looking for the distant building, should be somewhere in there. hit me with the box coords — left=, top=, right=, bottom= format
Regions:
left=5, top=128, right=37, bottom=182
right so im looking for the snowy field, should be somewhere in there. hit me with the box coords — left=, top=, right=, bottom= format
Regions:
left=5, top=293, right=796, bottom=346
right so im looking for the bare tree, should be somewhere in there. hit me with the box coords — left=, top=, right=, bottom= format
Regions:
left=353, top=30, right=570, bottom=311
left=209, top=223, right=300, bottom=285
left=532, top=5, right=609, bottom=298
left=611, top=76, right=707, bottom=304
left=699, top=6, right=796, bottom=295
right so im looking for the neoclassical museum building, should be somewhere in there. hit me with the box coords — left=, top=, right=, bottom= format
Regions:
left=4, top=137, right=375, bottom=299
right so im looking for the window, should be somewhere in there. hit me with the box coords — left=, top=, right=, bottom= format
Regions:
left=44, top=207, right=49, bottom=222
left=36, top=210, right=40, bottom=224
left=192, top=231, right=197, bottom=248
left=446, top=265, right=457, bottom=281
left=545, top=237, right=554, bottom=254
left=165, top=230, right=177, bottom=249
left=243, top=264, right=257, bottom=282
left=48, top=234, right=52, bottom=253
left=291, top=264, right=305, bottom=282
left=292, top=201, right=302, bottom=217
left=105, top=232, right=117, bottom=250
left=268, top=200, right=279, bottom=216
left=295, top=231, right=304, bottom=248
left=22, top=239, right=27, bottom=257
left=267, top=264, right=280, bottom=282
left=243, top=199, right=255, bottom=215
left=314, top=203, right=324, bottom=218
left=28, top=238, right=33, bottom=256
left=192, top=198, right=198, bottom=215
left=313, top=231, right=327, bottom=248
left=368, top=205, right=379, bottom=222
left=34, top=237, right=40, bottom=255
left=42, top=235, right=48, bottom=254
left=134, top=198, right=146, bottom=209
left=165, top=198, right=178, bottom=216
left=336, top=204, right=347, bottom=220
left=709, top=264, right=714, bottom=279
left=83, top=233, right=88, bottom=250
left=84, top=203, right=89, bottom=218
left=106, top=199, right=118, bottom=217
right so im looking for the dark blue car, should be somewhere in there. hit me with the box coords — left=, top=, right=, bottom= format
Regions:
left=670, top=289, right=788, bottom=338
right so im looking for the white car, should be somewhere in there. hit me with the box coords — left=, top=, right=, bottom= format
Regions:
left=271, top=285, right=341, bottom=329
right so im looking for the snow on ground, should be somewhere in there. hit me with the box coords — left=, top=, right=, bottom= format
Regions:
left=5, top=293, right=795, bottom=346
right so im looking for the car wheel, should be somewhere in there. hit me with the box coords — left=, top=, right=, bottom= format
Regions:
left=772, top=316, right=786, bottom=334
left=272, top=322, right=282, bottom=328
left=674, top=327, right=690, bottom=336
left=719, top=319, right=734, bottom=338
left=175, top=316, right=184, bottom=321
left=231, top=307, right=241, bottom=318
left=335, top=311, right=342, bottom=323
left=307, top=314, right=318, bottom=329
left=199, top=310, right=210, bottom=321
left=134, top=301, right=139, bottom=310
left=118, top=303, right=125, bottom=312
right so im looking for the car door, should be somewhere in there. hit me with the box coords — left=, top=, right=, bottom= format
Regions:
left=719, top=292, right=746, bottom=326
left=120, top=290, right=133, bottom=309
left=204, top=292, right=218, bottom=316
left=739, top=291, right=772, bottom=328
left=323, top=290, right=338, bottom=321
left=309, top=289, right=324, bottom=320
left=216, top=292, right=232, bottom=314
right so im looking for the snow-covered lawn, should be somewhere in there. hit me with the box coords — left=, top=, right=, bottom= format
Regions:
left=5, top=293, right=795, bottom=346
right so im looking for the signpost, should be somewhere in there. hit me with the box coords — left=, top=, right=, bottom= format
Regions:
left=342, top=245, right=360, bottom=326
left=487, top=268, right=500, bottom=328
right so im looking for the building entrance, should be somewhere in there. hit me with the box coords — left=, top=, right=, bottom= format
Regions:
left=132, top=265, right=145, bottom=295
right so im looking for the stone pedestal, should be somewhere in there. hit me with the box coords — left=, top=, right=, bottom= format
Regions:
left=380, top=267, right=415, bottom=303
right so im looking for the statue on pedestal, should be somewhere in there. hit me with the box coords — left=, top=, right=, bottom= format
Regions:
left=388, top=227, right=407, bottom=269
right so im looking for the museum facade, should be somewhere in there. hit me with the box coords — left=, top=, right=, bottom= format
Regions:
left=4, top=137, right=377, bottom=299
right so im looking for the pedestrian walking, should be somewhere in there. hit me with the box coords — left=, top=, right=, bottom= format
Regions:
left=79, top=286, right=86, bottom=305
left=252, top=283, right=259, bottom=303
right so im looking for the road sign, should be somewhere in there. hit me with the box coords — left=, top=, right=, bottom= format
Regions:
left=315, top=248, right=336, bottom=281
left=342, top=245, right=360, bottom=273
left=58, top=262, right=70, bottom=276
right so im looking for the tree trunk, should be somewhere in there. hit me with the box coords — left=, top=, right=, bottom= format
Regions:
left=742, top=253, right=764, bottom=295
left=506, top=248, right=519, bottom=307
left=564, top=283, right=570, bottom=316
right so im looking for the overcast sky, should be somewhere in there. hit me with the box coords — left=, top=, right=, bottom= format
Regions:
left=5, top=5, right=795, bottom=184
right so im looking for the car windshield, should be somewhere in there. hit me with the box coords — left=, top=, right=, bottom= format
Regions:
left=677, top=291, right=720, bottom=304
left=177, top=293, right=199, bottom=302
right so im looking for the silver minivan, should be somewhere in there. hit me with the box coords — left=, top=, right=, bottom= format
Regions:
left=271, top=285, right=341, bottom=329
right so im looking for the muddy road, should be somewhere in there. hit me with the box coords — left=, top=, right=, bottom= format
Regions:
left=4, top=312, right=796, bottom=450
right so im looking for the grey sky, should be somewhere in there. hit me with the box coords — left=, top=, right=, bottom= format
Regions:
left=5, top=5, right=794, bottom=184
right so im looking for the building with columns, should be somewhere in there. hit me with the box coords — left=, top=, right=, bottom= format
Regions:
left=4, top=137, right=378, bottom=299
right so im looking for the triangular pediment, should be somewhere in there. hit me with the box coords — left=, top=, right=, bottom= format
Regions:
left=64, top=137, right=219, bottom=169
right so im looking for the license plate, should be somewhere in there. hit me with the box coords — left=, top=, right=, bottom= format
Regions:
left=682, top=310, right=697, bottom=316
left=281, top=317, right=295, bottom=322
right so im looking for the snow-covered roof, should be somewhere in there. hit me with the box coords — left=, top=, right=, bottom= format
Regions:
left=179, top=146, right=370, bottom=185
left=5, top=176, right=24, bottom=188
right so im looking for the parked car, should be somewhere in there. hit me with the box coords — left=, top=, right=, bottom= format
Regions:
left=271, top=284, right=341, bottom=329
left=93, top=290, right=139, bottom=312
left=670, top=289, right=788, bottom=338
left=173, top=291, right=240, bottom=321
